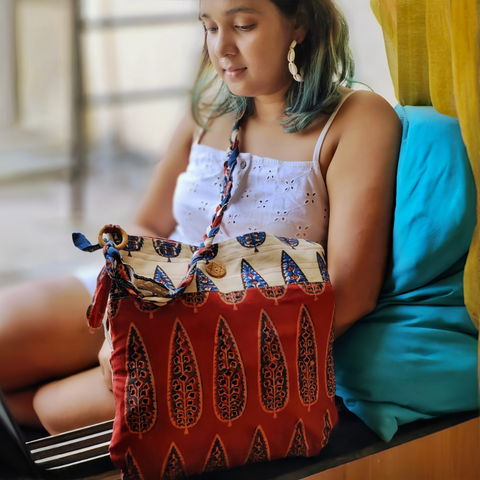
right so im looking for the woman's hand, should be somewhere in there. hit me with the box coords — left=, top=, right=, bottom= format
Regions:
left=98, top=338, right=113, bottom=391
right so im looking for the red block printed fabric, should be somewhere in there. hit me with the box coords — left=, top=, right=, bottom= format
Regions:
left=83, top=231, right=336, bottom=480
left=77, top=119, right=337, bottom=479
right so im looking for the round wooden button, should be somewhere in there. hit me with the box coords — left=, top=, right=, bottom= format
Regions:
left=206, top=261, right=226, bottom=278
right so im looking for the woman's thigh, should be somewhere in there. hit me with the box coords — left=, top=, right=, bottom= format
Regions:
left=0, top=275, right=105, bottom=391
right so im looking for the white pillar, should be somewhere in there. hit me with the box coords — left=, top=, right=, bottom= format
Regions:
left=0, top=0, right=17, bottom=127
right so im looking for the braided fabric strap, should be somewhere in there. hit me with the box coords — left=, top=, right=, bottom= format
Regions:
left=86, top=240, right=143, bottom=326
left=204, top=122, right=241, bottom=245
left=75, top=121, right=242, bottom=304
left=174, top=121, right=241, bottom=294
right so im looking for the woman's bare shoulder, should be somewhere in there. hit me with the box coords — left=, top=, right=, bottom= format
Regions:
left=327, top=88, right=402, bottom=179
left=340, top=89, right=401, bottom=131
left=195, top=111, right=237, bottom=150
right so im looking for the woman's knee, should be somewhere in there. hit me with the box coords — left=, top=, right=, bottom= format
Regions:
left=33, top=381, right=67, bottom=435
left=33, top=367, right=115, bottom=435
left=0, top=275, right=104, bottom=391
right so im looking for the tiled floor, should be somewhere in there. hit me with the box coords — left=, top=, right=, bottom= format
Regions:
left=0, top=140, right=156, bottom=289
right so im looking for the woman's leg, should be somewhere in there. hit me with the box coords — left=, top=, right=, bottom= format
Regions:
left=0, top=275, right=105, bottom=426
left=0, top=275, right=105, bottom=391
left=33, top=366, right=115, bottom=435
left=4, top=387, right=44, bottom=429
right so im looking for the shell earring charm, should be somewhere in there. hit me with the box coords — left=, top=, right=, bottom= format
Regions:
left=288, top=40, right=304, bottom=82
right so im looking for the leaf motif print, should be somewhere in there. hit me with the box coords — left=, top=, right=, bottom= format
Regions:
left=108, top=281, right=129, bottom=321
left=286, top=419, right=309, bottom=458
left=168, top=319, right=202, bottom=434
left=326, top=323, right=336, bottom=398
left=214, top=316, right=247, bottom=426
left=154, top=265, right=176, bottom=291
left=107, top=296, right=120, bottom=321
left=241, top=259, right=268, bottom=289
left=259, top=285, right=286, bottom=305
left=297, top=304, right=319, bottom=411
left=236, top=232, right=267, bottom=252
left=125, top=236, right=144, bottom=257
left=199, top=243, right=219, bottom=263
left=132, top=298, right=161, bottom=317
left=322, top=410, right=332, bottom=447
left=281, top=251, right=308, bottom=285
left=203, top=435, right=229, bottom=473
left=196, top=269, right=219, bottom=292
left=218, top=290, right=247, bottom=310
left=316, top=251, right=330, bottom=283
left=125, top=324, right=157, bottom=438
left=258, top=310, right=289, bottom=418
left=245, top=425, right=270, bottom=464
left=152, top=239, right=182, bottom=262
left=124, top=448, right=144, bottom=480
left=161, top=443, right=188, bottom=480
left=298, top=282, right=325, bottom=300
left=180, top=292, right=209, bottom=313
left=275, top=236, right=299, bottom=249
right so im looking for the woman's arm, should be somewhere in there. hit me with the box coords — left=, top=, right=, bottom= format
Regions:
left=97, top=111, right=197, bottom=393
left=131, top=111, right=196, bottom=238
left=325, top=92, right=402, bottom=338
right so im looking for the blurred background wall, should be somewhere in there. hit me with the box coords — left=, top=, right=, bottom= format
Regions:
left=0, top=0, right=395, bottom=287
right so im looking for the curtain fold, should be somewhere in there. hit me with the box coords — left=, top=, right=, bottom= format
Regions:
left=448, top=2, right=480, bottom=331
left=371, top=0, right=480, bottom=330
left=371, top=0, right=431, bottom=106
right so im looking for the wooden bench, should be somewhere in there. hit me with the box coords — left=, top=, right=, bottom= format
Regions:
left=5, top=399, right=477, bottom=480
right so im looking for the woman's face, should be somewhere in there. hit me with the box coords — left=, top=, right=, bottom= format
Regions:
left=200, top=0, right=301, bottom=99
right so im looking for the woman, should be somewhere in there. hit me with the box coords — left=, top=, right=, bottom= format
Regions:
left=0, top=0, right=401, bottom=434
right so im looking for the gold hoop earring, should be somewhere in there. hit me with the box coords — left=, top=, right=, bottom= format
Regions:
left=288, top=40, right=304, bottom=83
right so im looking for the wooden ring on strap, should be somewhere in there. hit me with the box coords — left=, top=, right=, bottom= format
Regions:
left=98, top=224, right=129, bottom=250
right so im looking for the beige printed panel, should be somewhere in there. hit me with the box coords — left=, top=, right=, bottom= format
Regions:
left=122, top=233, right=327, bottom=295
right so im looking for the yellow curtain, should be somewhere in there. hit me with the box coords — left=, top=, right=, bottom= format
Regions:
left=370, top=0, right=480, bottom=330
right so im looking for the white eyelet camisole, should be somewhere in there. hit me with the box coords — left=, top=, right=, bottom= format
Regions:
left=170, top=91, right=355, bottom=247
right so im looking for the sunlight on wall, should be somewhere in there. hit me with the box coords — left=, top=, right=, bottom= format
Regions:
left=336, top=0, right=396, bottom=105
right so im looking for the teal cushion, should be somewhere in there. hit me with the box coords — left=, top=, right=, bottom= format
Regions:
left=334, top=106, right=479, bottom=442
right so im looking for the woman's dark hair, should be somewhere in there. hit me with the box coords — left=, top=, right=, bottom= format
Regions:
left=191, top=0, right=355, bottom=133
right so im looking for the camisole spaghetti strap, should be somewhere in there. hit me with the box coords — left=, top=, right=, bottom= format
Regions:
left=170, top=91, right=357, bottom=246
